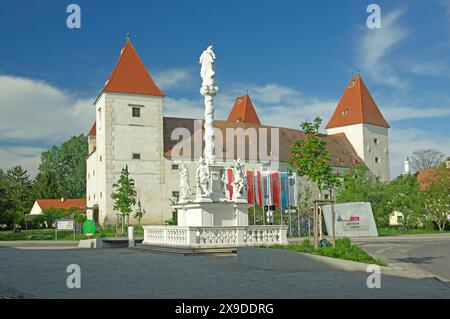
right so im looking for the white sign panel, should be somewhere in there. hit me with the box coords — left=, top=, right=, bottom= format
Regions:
left=322, top=202, right=378, bottom=237
left=57, top=220, right=74, bottom=231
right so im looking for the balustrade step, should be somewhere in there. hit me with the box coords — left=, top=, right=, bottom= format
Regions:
left=132, top=244, right=237, bottom=255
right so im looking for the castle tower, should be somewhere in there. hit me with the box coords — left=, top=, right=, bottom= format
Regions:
left=227, top=94, right=261, bottom=124
left=86, top=38, right=166, bottom=225
left=326, top=75, right=390, bottom=181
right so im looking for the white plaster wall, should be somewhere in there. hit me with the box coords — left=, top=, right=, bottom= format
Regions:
left=327, top=123, right=389, bottom=182
left=103, top=93, right=165, bottom=225
left=29, top=201, right=43, bottom=215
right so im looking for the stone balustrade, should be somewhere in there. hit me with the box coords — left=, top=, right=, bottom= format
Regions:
left=142, top=225, right=288, bottom=247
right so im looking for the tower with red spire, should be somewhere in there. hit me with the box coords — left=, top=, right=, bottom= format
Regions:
left=326, top=75, right=390, bottom=181
left=86, top=36, right=166, bottom=225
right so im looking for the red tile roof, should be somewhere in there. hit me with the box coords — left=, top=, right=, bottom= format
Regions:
left=415, top=168, right=450, bottom=191
left=36, top=199, right=86, bottom=210
left=227, top=94, right=261, bottom=125
left=162, top=117, right=363, bottom=168
left=326, top=75, right=389, bottom=129
left=88, top=122, right=96, bottom=137
left=102, top=40, right=164, bottom=97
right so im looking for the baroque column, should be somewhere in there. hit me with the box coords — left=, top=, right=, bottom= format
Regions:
left=199, top=45, right=218, bottom=165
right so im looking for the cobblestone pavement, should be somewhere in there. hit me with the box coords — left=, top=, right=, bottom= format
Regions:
left=0, top=247, right=449, bottom=299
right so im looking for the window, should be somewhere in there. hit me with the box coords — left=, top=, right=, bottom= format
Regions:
left=100, top=155, right=102, bottom=162
left=132, top=107, right=141, bottom=118
left=100, top=192, right=102, bottom=198
left=172, top=164, right=179, bottom=170
left=324, top=194, right=329, bottom=200
left=375, top=157, right=380, bottom=163
left=172, top=191, right=180, bottom=198
left=93, top=170, right=95, bottom=176
left=374, top=138, right=379, bottom=144
left=341, top=108, right=349, bottom=116
left=132, top=153, right=141, bottom=160
left=88, top=173, right=90, bottom=179
left=397, top=216, right=403, bottom=223
left=98, top=108, right=102, bottom=121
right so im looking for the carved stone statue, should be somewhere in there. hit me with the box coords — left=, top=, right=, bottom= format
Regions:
left=199, top=45, right=217, bottom=96
left=179, top=163, right=191, bottom=202
left=196, top=157, right=210, bottom=197
left=232, top=158, right=246, bottom=199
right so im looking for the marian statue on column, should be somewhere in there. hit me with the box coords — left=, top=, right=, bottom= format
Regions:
left=199, top=45, right=218, bottom=97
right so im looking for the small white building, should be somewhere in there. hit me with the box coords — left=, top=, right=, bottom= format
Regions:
left=389, top=211, right=404, bottom=226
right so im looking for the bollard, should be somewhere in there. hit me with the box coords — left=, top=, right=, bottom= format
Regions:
left=128, top=226, right=135, bottom=247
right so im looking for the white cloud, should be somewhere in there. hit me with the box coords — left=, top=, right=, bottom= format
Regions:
left=163, top=82, right=336, bottom=129
left=153, top=68, right=195, bottom=90
left=358, top=9, right=408, bottom=88
left=389, top=127, right=450, bottom=178
left=0, top=146, right=45, bottom=177
left=0, top=75, right=94, bottom=142
left=410, top=60, right=450, bottom=78
left=383, top=105, right=450, bottom=121
left=0, top=74, right=94, bottom=177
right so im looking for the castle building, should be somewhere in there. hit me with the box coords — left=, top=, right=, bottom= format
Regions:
left=86, top=40, right=390, bottom=226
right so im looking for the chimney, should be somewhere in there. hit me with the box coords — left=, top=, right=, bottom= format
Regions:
left=403, top=157, right=410, bottom=175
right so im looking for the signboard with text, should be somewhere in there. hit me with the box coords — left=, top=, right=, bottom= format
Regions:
left=322, top=202, right=378, bottom=237
left=57, top=220, right=74, bottom=231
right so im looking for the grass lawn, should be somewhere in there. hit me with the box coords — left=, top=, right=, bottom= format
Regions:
left=377, top=227, right=450, bottom=236
left=0, top=226, right=144, bottom=241
left=267, top=238, right=387, bottom=266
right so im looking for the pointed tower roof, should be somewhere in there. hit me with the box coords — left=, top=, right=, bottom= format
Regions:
left=87, top=122, right=96, bottom=136
left=326, top=75, right=389, bottom=129
left=102, top=40, right=164, bottom=97
left=227, top=94, right=261, bottom=125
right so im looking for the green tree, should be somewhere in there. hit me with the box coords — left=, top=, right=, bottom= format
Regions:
left=336, top=166, right=388, bottom=226
left=36, top=134, right=87, bottom=199
left=422, top=169, right=450, bottom=231
left=288, top=117, right=339, bottom=198
left=133, top=200, right=146, bottom=226
left=384, top=174, right=424, bottom=229
left=4, top=166, right=33, bottom=214
left=111, top=165, right=136, bottom=235
left=288, top=117, right=340, bottom=247
left=0, top=166, right=33, bottom=230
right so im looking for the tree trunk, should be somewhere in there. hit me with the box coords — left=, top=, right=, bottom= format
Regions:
left=121, top=215, right=125, bottom=236
left=318, top=189, right=322, bottom=240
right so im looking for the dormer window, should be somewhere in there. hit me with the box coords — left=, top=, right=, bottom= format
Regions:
left=341, top=108, right=349, bottom=116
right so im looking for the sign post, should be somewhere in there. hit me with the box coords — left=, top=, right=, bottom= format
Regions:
left=82, top=220, right=96, bottom=239
left=55, top=219, right=75, bottom=240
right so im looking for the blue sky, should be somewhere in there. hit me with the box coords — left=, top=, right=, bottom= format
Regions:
left=0, top=0, right=449, bottom=178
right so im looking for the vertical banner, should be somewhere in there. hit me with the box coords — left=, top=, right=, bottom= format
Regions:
left=227, top=168, right=234, bottom=200
left=256, top=171, right=262, bottom=206
left=246, top=170, right=255, bottom=204
left=280, top=172, right=289, bottom=208
left=270, top=172, right=280, bottom=207
left=262, top=172, right=271, bottom=206
left=289, top=173, right=298, bottom=207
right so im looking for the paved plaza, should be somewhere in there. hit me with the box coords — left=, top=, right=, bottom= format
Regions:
left=0, top=245, right=449, bottom=299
